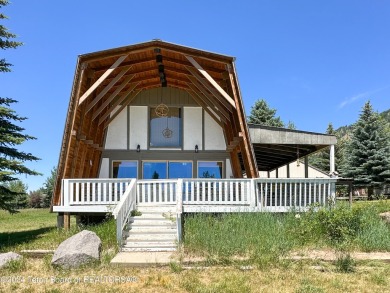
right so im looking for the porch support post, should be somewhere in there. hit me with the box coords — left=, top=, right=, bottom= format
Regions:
left=64, top=213, right=71, bottom=230
left=304, top=156, right=309, bottom=178
left=330, top=144, right=335, bottom=174
left=287, top=164, right=290, bottom=178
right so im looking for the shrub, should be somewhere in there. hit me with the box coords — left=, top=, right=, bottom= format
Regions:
left=334, top=252, right=356, bottom=273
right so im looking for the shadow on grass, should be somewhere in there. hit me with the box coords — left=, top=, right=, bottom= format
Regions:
left=0, top=227, right=55, bottom=251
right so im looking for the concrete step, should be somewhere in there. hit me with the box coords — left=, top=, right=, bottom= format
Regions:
left=129, top=225, right=177, bottom=232
left=111, top=252, right=174, bottom=266
left=137, top=206, right=176, bottom=214
left=126, top=234, right=177, bottom=242
left=122, top=204, right=178, bottom=253
left=121, top=247, right=177, bottom=252
left=124, top=241, right=176, bottom=248
left=130, top=220, right=175, bottom=226
left=136, top=212, right=176, bottom=219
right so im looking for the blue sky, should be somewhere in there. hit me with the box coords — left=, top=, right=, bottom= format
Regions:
left=1, top=1, right=389, bottom=191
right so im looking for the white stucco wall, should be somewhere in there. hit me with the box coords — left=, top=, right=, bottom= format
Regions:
left=204, top=112, right=225, bottom=150
left=226, top=158, right=233, bottom=178
left=129, top=106, right=148, bottom=150
left=183, top=107, right=203, bottom=150
left=259, top=161, right=329, bottom=178
left=98, top=158, right=109, bottom=178
left=105, top=106, right=127, bottom=149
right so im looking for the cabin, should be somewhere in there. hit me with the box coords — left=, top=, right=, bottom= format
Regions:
left=52, top=40, right=337, bottom=251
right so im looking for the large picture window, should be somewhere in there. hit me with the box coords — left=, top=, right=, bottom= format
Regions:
left=150, top=107, right=182, bottom=148
left=143, top=161, right=192, bottom=179
left=112, top=161, right=138, bottom=178
left=198, top=161, right=223, bottom=178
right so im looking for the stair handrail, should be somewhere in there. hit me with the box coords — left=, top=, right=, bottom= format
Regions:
left=112, top=178, right=137, bottom=245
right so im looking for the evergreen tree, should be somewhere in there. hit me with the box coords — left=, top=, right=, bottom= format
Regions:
left=3, top=180, right=28, bottom=209
left=310, top=123, right=339, bottom=172
left=286, top=120, right=297, bottom=130
left=42, top=167, right=56, bottom=207
left=0, top=1, right=22, bottom=72
left=341, top=101, right=390, bottom=198
left=0, top=1, right=40, bottom=213
left=247, top=99, right=285, bottom=127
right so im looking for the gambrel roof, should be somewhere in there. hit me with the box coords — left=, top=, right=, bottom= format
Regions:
left=53, top=40, right=258, bottom=205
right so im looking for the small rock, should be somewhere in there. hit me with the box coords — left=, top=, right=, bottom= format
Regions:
left=310, top=265, right=326, bottom=272
left=379, top=212, right=390, bottom=224
left=239, top=265, right=254, bottom=271
left=0, top=252, right=22, bottom=268
left=51, top=230, right=102, bottom=269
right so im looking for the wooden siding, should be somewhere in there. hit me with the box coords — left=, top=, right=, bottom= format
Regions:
left=53, top=40, right=258, bottom=206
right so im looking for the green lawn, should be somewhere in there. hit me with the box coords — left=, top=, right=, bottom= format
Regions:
left=0, top=209, right=116, bottom=253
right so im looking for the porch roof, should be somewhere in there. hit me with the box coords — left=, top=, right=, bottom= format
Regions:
left=248, top=124, right=337, bottom=171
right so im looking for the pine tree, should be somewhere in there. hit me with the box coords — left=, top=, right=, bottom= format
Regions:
left=42, top=167, right=56, bottom=207
left=247, top=99, right=285, bottom=127
left=0, top=1, right=22, bottom=72
left=342, top=101, right=390, bottom=198
left=0, top=1, right=40, bottom=213
left=310, top=123, right=339, bottom=172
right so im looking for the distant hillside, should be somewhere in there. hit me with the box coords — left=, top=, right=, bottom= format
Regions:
left=335, top=108, right=390, bottom=137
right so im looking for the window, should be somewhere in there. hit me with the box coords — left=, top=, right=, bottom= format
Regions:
left=143, top=162, right=167, bottom=179
left=143, top=161, right=193, bottom=179
left=169, top=162, right=192, bottom=179
left=112, top=161, right=137, bottom=178
left=150, top=107, right=182, bottom=147
left=198, top=161, right=223, bottom=178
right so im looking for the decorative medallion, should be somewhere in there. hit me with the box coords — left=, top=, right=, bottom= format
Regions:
left=162, top=127, right=173, bottom=138
left=155, top=103, right=169, bottom=117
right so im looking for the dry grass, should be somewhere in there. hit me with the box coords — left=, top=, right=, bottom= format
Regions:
left=0, top=258, right=389, bottom=292
left=1, top=207, right=390, bottom=292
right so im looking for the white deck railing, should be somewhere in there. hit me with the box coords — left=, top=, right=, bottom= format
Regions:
left=112, top=179, right=137, bottom=243
left=58, top=178, right=337, bottom=212
left=136, top=180, right=178, bottom=204
left=182, top=179, right=253, bottom=206
left=61, top=178, right=132, bottom=207
left=255, top=178, right=337, bottom=212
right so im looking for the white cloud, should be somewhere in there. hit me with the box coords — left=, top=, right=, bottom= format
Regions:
left=338, top=86, right=390, bottom=109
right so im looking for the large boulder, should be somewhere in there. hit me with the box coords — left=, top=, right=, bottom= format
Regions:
left=52, top=230, right=102, bottom=269
left=0, top=252, right=22, bottom=268
left=379, top=212, right=390, bottom=224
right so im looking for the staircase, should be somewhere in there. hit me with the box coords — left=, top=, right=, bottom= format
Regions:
left=122, top=205, right=178, bottom=252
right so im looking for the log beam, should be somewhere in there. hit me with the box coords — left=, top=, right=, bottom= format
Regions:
left=78, top=54, right=128, bottom=105
left=185, top=55, right=236, bottom=108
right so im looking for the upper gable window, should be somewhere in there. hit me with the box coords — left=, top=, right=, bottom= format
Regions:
left=149, top=107, right=182, bottom=148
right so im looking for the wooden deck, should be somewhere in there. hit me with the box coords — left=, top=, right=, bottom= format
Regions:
left=53, top=178, right=337, bottom=246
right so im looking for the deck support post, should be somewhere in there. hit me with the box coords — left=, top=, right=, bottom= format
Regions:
left=64, top=213, right=71, bottom=230
left=330, top=144, right=335, bottom=174
left=57, top=213, right=64, bottom=228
